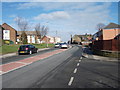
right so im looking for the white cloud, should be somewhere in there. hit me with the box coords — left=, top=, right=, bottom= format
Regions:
left=34, top=11, right=70, bottom=20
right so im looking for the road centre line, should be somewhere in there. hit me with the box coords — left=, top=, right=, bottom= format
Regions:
left=79, top=60, right=81, bottom=62
left=77, top=63, right=80, bottom=66
left=73, top=68, right=77, bottom=73
left=68, top=77, right=74, bottom=86
left=80, top=57, right=82, bottom=59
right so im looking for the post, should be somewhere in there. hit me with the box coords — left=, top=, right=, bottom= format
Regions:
left=46, top=36, right=48, bottom=48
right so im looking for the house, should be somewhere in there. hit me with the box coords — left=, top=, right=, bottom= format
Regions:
left=93, top=23, right=120, bottom=40
left=92, top=22, right=120, bottom=51
left=72, top=34, right=92, bottom=45
left=41, top=36, right=61, bottom=44
left=2, top=23, right=17, bottom=44
left=17, top=31, right=41, bottom=44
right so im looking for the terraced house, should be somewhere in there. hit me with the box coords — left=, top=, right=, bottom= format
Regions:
left=17, top=31, right=41, bottom=44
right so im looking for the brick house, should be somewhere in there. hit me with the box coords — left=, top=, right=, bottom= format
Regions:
left=2, top=23, right=17, bottom=44
left=92, top=23, right=120, bottom=51
left=93, top=23, right=120, bottom=40
left=41, top=36, right=61, bottom=44
left=72, top=34, right=92, bottom=45
left=17, top=31, right=41, bottom=44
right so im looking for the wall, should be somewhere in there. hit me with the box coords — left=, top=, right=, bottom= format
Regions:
left=92, top=39, right=120, bottom=51
left=103, top=28, right=120, bottom=40
left=2, top=23, right=17, bottom=44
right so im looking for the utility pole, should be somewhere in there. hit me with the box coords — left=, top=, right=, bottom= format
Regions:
left=71, top=34, right=72, bottom=44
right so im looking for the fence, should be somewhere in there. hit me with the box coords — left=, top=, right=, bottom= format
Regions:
left=92, top=39, right=120, bottom=51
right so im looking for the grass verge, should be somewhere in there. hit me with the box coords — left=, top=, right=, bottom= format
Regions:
left=0, top=43, right=54, bottom=55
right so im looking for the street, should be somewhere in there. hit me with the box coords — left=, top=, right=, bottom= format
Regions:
left=2, top=45, right=119, bottom=88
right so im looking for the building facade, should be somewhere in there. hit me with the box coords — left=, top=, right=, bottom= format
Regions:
left=17, top=31, right=41, bottom=44
left=41, top=36, right=61, bottom=44
left=2, top=23, right=17, bottom=44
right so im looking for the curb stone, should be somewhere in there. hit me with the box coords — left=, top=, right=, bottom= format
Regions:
left=82, top=53, right=119, bottom=62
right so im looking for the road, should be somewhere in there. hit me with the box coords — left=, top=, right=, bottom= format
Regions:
left=2, top=45, right=119, bottom=88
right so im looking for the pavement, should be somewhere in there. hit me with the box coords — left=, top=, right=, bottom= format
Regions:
left=82, top=47, right=119, bottom=62
left=0, top=48, right=50, bottom=59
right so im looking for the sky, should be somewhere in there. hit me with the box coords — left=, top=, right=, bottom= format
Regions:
left=1, top=1, right=119, bottom=42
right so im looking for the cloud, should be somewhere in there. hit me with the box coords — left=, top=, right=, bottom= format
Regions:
left=34, top=11, right=70, bottom=20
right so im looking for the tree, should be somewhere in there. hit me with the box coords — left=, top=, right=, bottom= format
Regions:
left=34, top=23, right=49, bottom=43
left=15, top=16, right=29, bottom=44
left=20, top=31, right=28, bottom=44
left=34, top=23, right=41, bottom=43
left=96, top=23, right=106, bottom=31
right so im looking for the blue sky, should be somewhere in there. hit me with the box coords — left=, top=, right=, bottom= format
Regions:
left=1, top=2, right=119, bottom=42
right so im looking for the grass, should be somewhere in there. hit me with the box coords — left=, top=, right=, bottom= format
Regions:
left=0, top=43, right=54, bottom=55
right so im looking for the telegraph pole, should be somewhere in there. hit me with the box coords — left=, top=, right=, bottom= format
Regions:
left=71, top=34, right=72, bottom=44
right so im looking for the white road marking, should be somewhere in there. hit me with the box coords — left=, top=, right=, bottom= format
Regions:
left=68, top=77, right=74, bottom=86
left=80, top=57, right=82, bottom=59
left=77, top=63, right=80, bottom=66
left=16, top=62, right=29, bottom=65
left=73, top=68, right=77, bottom=73
left=79, top=60, right=81, bottom=62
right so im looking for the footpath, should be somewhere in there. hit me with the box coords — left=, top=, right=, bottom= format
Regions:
left=0, top=48, right=50, bottom=59
left=82, top=47, right=119, bottom=62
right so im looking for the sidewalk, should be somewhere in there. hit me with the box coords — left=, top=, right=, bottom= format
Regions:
left=0, top=48, right=50, bottom=59
left=82, top=47, right=119, bottom=62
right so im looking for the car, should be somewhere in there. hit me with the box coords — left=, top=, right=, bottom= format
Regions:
left=54, top=43, right=60, bottom=48
left=18, top=45, right=38, bottom=55
left=59, top=43, right=68, bottom=49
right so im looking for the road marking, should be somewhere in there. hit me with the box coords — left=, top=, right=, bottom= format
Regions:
left=80, top=57, right=82, bottom=59
left=77, top=63, right=80, bottom=66
left=16, top=62, right=29, bottom=65
left=73, top=68, right=77, bottom=73
left=79, top=60, right=81, bottom=62
left=68, top=77, right=74, bottom=86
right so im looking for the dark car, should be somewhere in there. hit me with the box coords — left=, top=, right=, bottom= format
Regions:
left=18, top=45, right=38, bottom=55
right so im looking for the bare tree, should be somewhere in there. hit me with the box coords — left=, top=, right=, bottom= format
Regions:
left=34, top=23, right=49, bottom=43
left=15, top=16, right=29, bottom=44
left=96, top=23, right=106, bottom=31
left=34, top=23, right=41, bottom=43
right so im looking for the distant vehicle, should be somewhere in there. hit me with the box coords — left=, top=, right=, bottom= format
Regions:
left=54, top=43, right=60, bottom=48
left=18, top=45, right=38, bottom=55
left=59, top=43, right=68, bottom=49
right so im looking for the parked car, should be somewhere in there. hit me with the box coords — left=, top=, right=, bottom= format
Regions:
left=18, top=45, right=38, bottom=55
left=54, top=43, right=60, bottom=48
left=59, top=43, right=68, bottom=49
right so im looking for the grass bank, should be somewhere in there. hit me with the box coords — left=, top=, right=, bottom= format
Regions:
left=0, top=43, right=54, bottom=55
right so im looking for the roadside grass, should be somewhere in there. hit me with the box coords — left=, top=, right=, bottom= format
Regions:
left=0, top=43, right=54, bottom=55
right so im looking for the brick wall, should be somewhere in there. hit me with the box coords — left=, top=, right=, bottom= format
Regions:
left=92, top=39, right=120, bottom=51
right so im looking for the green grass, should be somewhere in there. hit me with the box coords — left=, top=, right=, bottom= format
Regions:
left=0, top=43, right=54, bottom=55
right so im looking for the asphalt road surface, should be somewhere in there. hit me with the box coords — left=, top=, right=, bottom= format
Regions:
left=2, top=45, right=119, bottom=88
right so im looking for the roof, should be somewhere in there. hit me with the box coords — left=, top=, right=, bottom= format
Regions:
left=2, top=23, right=17, bottom=31
left=17, top=31, right=39, bottom=35
left=103, top=23, right=120, bottom=29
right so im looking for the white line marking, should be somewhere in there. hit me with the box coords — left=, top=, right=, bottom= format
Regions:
left=68, top=77, right=74, bottom=86
left=16, top=62, right=29, bottom=65
left=77, top=63, right=80, bottom=66
left=79, top=60, right=81, bottom=62
left=80, top=57, right=82, bottom=59
left=73, top=68, right=77, bottom=73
